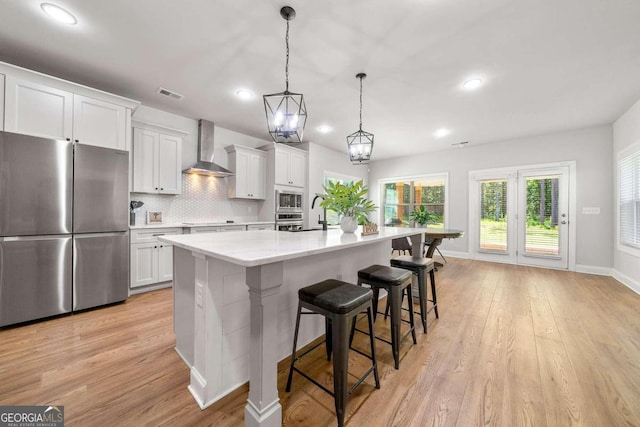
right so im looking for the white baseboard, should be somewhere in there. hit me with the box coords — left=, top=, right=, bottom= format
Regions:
left=575, top=264, right=613, bottom=276
left=612, top=269, right=640, bottom=295
left=438, top=250, right=469, bottom=259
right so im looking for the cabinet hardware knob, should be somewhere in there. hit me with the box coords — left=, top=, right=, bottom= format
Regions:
left=75, top=139, right=79, bottom=143
left=160, top=188, right=164, bottom=190
left=154, top=246, right=157, bottom=248
left=66, top=138, right=71, bottom=141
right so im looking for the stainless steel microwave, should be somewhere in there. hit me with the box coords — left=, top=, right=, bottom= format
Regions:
left=276, top=190, right=303, bottom=212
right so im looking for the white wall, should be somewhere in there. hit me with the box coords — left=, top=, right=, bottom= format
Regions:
left=131, top=105, right=272, bottom=224
left=613, top=98, right=640, bottom=292
left=368, top=125, right=614, bottom=269
left=306, top=142, right=369, bottom=227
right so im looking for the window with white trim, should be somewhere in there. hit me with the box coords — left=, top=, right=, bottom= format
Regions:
left=619, top=145, right=640, bottom=255
left=381, top=174, right=448, bottom=228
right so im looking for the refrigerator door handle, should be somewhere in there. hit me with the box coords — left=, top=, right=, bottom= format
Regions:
left=73, top=231, right=129, bottom=239
left=0, top=235, right=73, bottom=242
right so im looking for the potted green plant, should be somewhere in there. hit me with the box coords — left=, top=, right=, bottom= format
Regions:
left=410, top=205, right=436, bottom=227
left=319, top=180, right=377, bottom=232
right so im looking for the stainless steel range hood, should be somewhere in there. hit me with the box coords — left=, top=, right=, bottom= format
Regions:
left=182, top=119, right=234, bottom=177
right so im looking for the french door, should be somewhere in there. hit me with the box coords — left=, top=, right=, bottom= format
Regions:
left=470, top=164, right=571, bottom=269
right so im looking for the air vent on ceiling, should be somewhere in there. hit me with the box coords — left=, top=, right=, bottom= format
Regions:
left=451, top=141, right=469, bottom=148
left=157, top=87, right=184, bottom=100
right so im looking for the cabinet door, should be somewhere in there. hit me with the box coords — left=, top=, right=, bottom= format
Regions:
left=274, top=149, right=290, bottom=185
left=4, top=76, right=73, bottom=140
left=132, top=128, right=158, bottom=193
left=249, top=153, right=267, bottom=199
left=157, top=134, right=182, bottom=194
left=234, top=149, right=251, bottom=197
left=73, top=95, right=126, bottom=150
left=0, top=74, right=4, bottom=131
left=130, top=242, right=158, bottom=288
left=289, top=150, right=306, bottom=187
left=158, top=244, right=174, bottom=282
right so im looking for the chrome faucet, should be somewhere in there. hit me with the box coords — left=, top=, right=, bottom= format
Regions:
left=311, top=194, right=328, bottom=231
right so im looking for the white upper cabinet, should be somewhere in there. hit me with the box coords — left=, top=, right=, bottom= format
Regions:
left=226, top=145, right=267, bottom=199
left=274, top=145, right=306, bottom=187
left=4, top=76, right=73, bottom=140
left=0, top=62, right=139, bottom=150
left=73, top=94, right=126, bottom=150
left=132, top=123, right=183, bottom=195
left=132, top=128, right=157, bottom=193
left=157, top=134, right=182, bottom=194
left=0, top=74, right=5, bottom=131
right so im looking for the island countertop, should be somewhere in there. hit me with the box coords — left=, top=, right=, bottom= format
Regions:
left=160, top=227, right=424, bottom=267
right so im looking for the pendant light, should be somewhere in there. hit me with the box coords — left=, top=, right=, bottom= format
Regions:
left=347, top=73, right=374, bottom=164
left=263, top=6, right=307, bottom=143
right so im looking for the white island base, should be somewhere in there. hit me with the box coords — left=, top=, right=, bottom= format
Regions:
left=164, top=228, right=424, bottom=427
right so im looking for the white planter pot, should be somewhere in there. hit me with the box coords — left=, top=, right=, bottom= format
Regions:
left=340, top=216, right=358, bottom=233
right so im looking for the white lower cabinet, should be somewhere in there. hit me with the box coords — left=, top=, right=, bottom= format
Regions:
left=247, top=224, right=275, bottom=230
left=130, top=228, right=181, bottom=289
left=188, top=225, right=246, bottom=234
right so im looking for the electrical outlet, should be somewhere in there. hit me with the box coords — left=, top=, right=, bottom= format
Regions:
left=196, top=283, right=203, bottom=307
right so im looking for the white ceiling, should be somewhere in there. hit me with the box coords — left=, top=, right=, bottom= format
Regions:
left=1, top=0, right=639, bottom=160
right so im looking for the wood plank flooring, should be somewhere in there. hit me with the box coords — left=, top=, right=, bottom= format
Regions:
left=1, top=259, right=639, bottom=426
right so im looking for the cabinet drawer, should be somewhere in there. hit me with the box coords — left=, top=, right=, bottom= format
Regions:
left=130, top=228, right=182, bottom=243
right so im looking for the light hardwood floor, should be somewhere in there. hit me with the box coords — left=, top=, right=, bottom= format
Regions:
left=1, top=259, right=639, bottom=426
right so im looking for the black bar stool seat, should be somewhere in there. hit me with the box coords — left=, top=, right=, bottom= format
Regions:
left=286, top=279, right=380, bottom=427
left=390, top=255, right=439, bottom=333
left=356, top=264, right=416, bottom=369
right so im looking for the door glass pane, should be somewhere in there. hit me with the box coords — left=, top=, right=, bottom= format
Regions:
left=384, top=181, right=411, bottom=226
left=414, top=178, right=445, bottom=228
left=480, top=180, right=508, bottom=252
left=525, top=176, right=560, bottom=255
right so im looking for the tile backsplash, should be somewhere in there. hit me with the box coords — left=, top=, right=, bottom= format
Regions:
left=131, top=174, right=260, bottom=224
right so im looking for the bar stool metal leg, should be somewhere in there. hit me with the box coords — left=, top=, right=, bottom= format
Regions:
left=430, top=269, right=439, bottom=319
left=417, top=269, right=427, bottom=333
left=332, top=314, right=350, bottom=427
left=286, top=302, right=303, bottom=392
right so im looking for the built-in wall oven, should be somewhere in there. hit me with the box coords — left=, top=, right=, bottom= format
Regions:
left=275, top=212, right=303, bottom=231
left=276, top=190, right=303, bottom=212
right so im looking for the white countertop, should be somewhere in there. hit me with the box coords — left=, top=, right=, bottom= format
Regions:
left=130, top=221, right=275, bottom=230
left=159, top=227, right=424, bottom=267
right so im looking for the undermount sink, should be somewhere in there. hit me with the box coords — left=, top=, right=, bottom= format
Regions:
left=287, top=228, right=324, bottom=232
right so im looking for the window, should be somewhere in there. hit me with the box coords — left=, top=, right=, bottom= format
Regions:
left=619, top=144, right=640, bottom=255
left=323, top=171, right=361, bottom=225
left=381, top=175, right=447, bottom=228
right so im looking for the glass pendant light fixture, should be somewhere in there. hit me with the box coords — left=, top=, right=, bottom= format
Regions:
left=263, top=6, right=307, bottom=143
left=347, top=73, right=374, bottom=164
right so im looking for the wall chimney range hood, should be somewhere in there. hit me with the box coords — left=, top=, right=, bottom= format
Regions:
left=182, top=119, right=234, bottom=177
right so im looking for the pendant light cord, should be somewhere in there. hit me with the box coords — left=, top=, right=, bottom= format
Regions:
left=285, top=20, right=290, bottom=92
left=359, top=76, right=363, bottom=131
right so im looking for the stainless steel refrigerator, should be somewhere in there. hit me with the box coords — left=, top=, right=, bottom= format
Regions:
left=0, top=131, right=129, bottom=327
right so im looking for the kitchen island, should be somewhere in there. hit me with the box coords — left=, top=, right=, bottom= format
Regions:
left=160, top=227, right=424, bottom=427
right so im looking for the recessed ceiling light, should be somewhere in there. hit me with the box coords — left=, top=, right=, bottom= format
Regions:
left=41, top=3, right=77, bottom=25
left=462, top=78, right=483, bottom=91
left=433, top=128, right=451, bottom=138
left=235, top=89, right=254, bottom=100
left=317, top=125, right=333, bottom=134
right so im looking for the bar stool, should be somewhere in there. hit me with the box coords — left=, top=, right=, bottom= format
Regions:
left=286, top=279, right=380, bottom=427
left=356, top=265, right=416, bottom=369
left=389, top=255, right=438, bottom=334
